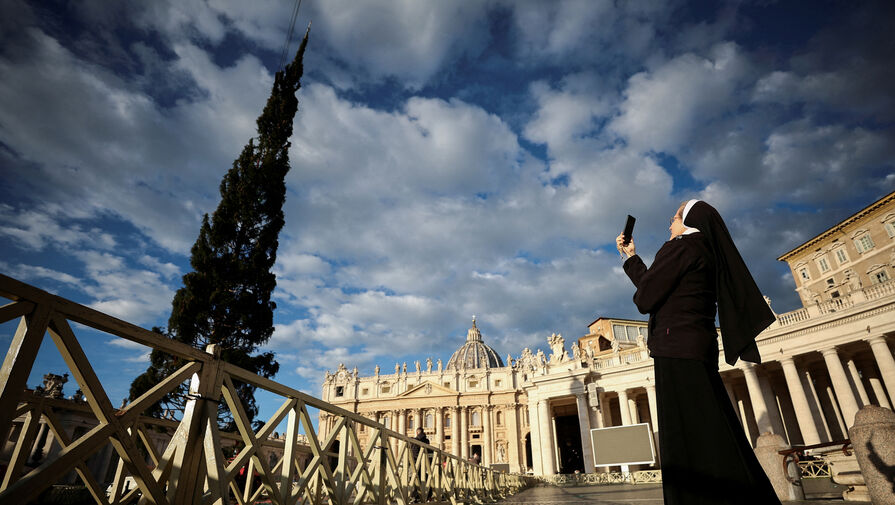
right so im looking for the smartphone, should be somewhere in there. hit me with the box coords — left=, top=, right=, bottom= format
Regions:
left=622, top=215, right=636, bottom=246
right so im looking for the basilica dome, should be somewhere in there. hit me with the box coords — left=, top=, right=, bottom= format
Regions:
left=445, top=318, right=504, bottom=370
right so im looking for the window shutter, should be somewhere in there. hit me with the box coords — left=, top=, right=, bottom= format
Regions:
left=854, top=239, right=864, bottom=253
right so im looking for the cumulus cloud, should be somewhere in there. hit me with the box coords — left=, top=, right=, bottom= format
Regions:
left=611, top=42, right=752, bottom=154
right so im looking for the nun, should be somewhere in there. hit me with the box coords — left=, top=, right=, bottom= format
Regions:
left=615, top=200, right=780, bottom=505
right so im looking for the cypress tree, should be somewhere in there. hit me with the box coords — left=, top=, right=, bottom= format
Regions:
left=130, top=28, right=310, bottom=429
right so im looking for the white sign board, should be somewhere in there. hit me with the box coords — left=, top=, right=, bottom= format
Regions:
left=590, top=423, right=656, bottom=467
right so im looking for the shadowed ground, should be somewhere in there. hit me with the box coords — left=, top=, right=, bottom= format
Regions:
left=496, top=484, right=872, bottom=505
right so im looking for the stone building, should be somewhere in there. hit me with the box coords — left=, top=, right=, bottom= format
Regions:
left=322, top=190, right=895, bottom=476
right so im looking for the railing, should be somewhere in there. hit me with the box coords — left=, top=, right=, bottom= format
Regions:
left=542, top=470, right=661, bottom=486
left=0, top=273, right=536, bottom=504
left=775, top=278, right=895, bottom=327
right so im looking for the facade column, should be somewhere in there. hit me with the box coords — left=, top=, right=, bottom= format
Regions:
left=821, top=347, right=860, bottom=429
left=482, top=406, right=492, bottom=466
left=863, top=364, right=892, bottom=409
left=802, top=368, right=832, bottom=442
left=451, top=406, right=460, bottom=457
left=742, top=363, right=774, bottom=435
left=527, top=401, right=542, bottom=474
left=645, top=385, right=658, bottom=436
left=617, top=390, right=632, bottom=426
left=436, top=407, right=444, bottom=450
left=845, top=359, right=870, bottom=407
left=780, top=357, right=821, bottom=445
left=724, top=380, right=739, bottom=415
left=575, top=393, right=595, bottom=473
left=537, top=400, right=556, bottom=475
left=757, top=371, right=787, bottom=437
left=628, top=395, right=640, bottom=424
left=506, top=405, right=520, bottom=471
left=460, top=407, right=468, bottom=459
left=867, top=336, right=895, bottom=406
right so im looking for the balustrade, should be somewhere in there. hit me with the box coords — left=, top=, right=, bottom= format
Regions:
left=0, top=274, right=535, bottom=505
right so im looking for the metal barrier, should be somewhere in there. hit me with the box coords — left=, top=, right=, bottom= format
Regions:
left=542, top=470, right=661, bottom=487
left=0, top=273, right=536, bottom=504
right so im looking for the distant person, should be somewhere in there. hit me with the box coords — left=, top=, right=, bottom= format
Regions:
left=470, top=452, right=480, bottom=465
left=411, top=427, right=430, bottom=503
left=616, top=200, right=781, bottom=505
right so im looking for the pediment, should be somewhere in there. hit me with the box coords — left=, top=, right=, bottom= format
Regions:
left=396, top=381, right=456, bottom=398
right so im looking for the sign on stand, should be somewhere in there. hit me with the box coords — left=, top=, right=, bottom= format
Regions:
left=590, top=423, right=656, bottom=472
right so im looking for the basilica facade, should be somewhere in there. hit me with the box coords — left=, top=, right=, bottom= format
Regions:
left=320, top=190, right=895, bottom=476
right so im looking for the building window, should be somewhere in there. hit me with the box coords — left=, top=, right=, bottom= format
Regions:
left=381, top=385, right=390, bottom=394
left=443, top=381, right=451, bottom=388
left=885, top=217, right=895, bottom=238
left=382, top=416, right=390, bottom=427
left=444, top=415, right=451, bottom=428
left=335, top=386, right=344, bottom=397
left=835, top=248, right=849, bottom=265
left=826, top=278, right=835, bottom=288
left=872, top=269, right=889, bottom=284
left=408, top=417, right=414, bottom=429
left=854, top=234, right=875, bottom=253
left=425, top=414, right=433, bottom=428
left=817, top=257, right=830, bottom=273
left=361, top=388, right=369, bottom=396
left=468, top=379, right=478, bottom=388
left=494, top=379, right=502, bottom=388
left=471, top=411, right=480, bottom=426
left=496, top=411, right=503, bottom=426
left=799, top=268, right=810, bottom=281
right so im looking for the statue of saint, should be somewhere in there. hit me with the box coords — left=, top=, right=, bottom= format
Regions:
left=426, top=357, right=433, bottom=372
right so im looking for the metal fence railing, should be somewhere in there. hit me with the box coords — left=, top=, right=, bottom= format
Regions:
left=0, top=273, right=536, bottom=504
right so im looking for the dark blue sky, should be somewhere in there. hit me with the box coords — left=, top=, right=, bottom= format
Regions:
left=1, top=0, right=893, bottom=418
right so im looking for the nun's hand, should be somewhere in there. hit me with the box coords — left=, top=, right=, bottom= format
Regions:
left=616, top=233, right=636, bottom=258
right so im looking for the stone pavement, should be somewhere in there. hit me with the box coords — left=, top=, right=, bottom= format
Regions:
left=496, top=484, right=872, bottom=505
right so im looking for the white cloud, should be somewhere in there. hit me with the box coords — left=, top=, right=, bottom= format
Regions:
left=611, top=42, right=751, bottom=153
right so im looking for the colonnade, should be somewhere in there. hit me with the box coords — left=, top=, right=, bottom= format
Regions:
left=527, top=335, right=894, bottom=476
left=343, top=404, right=526, bottom=469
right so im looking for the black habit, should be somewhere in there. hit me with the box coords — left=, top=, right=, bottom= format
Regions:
left=622, top=204, right=780, bottom=505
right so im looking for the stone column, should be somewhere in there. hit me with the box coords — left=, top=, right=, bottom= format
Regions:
left=645, top=385, right=659, bottom=443
left=628, top=395, right=640, bottom=424
left=758, top=371, right=787, bottom=437
left=742, top=363, right=775, bottom=434
left=802, top=368, right=832, bottom=442
left=821, top=347, right=860, bottom=429
left=452, top=406, right=460, bottom=457
left=575, top=393, right=595, bottom=473
left=460, top=407, right=468, bottom=459
left=864, top=366, right=892, bottom=409
left=780, top=357, right=821, bottom=445
left=505, top=406, right=520, bottom=471
left=483, top=406, right=492, bottom=466
left=436, top=407, right=444, bottom=450
left=527, top=401, right=542, bottom=474
left=538, top=400, right=556, bottom=475
left=846, top=359, right=870, bottom=407
left=724, top=380, right=739, bottom=415
left=867, top=336, right=895, bottom=406
left=617, top=390, right=632, bottom=426
left=399, top=409, right=407, bottom=436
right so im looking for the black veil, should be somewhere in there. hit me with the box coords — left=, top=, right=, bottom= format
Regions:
left=684, top=201, right=775, bottom=365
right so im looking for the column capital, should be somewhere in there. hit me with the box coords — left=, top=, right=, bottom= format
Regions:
left=779, top=355, right=796, bottom=365
left=866, top=335, right=889, bottom=346
left=645, top=383, right=656, bottom=392
left=820, top=346, right=841, bottom=357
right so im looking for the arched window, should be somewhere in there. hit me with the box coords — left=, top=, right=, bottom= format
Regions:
left=471, top=411, right=481, bottom=426
left=444, top=414, right=451, bottom=428
left=496, top=411, right=503, bottom=426
left=408, top=415, right=414, bottom=429
left=426, top=414, right=433, bottom=428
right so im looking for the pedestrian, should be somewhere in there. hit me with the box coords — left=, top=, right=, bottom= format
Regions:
left=411, top=427, right=430, bottom=502
left=616, top=199, right=781, bottom=505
